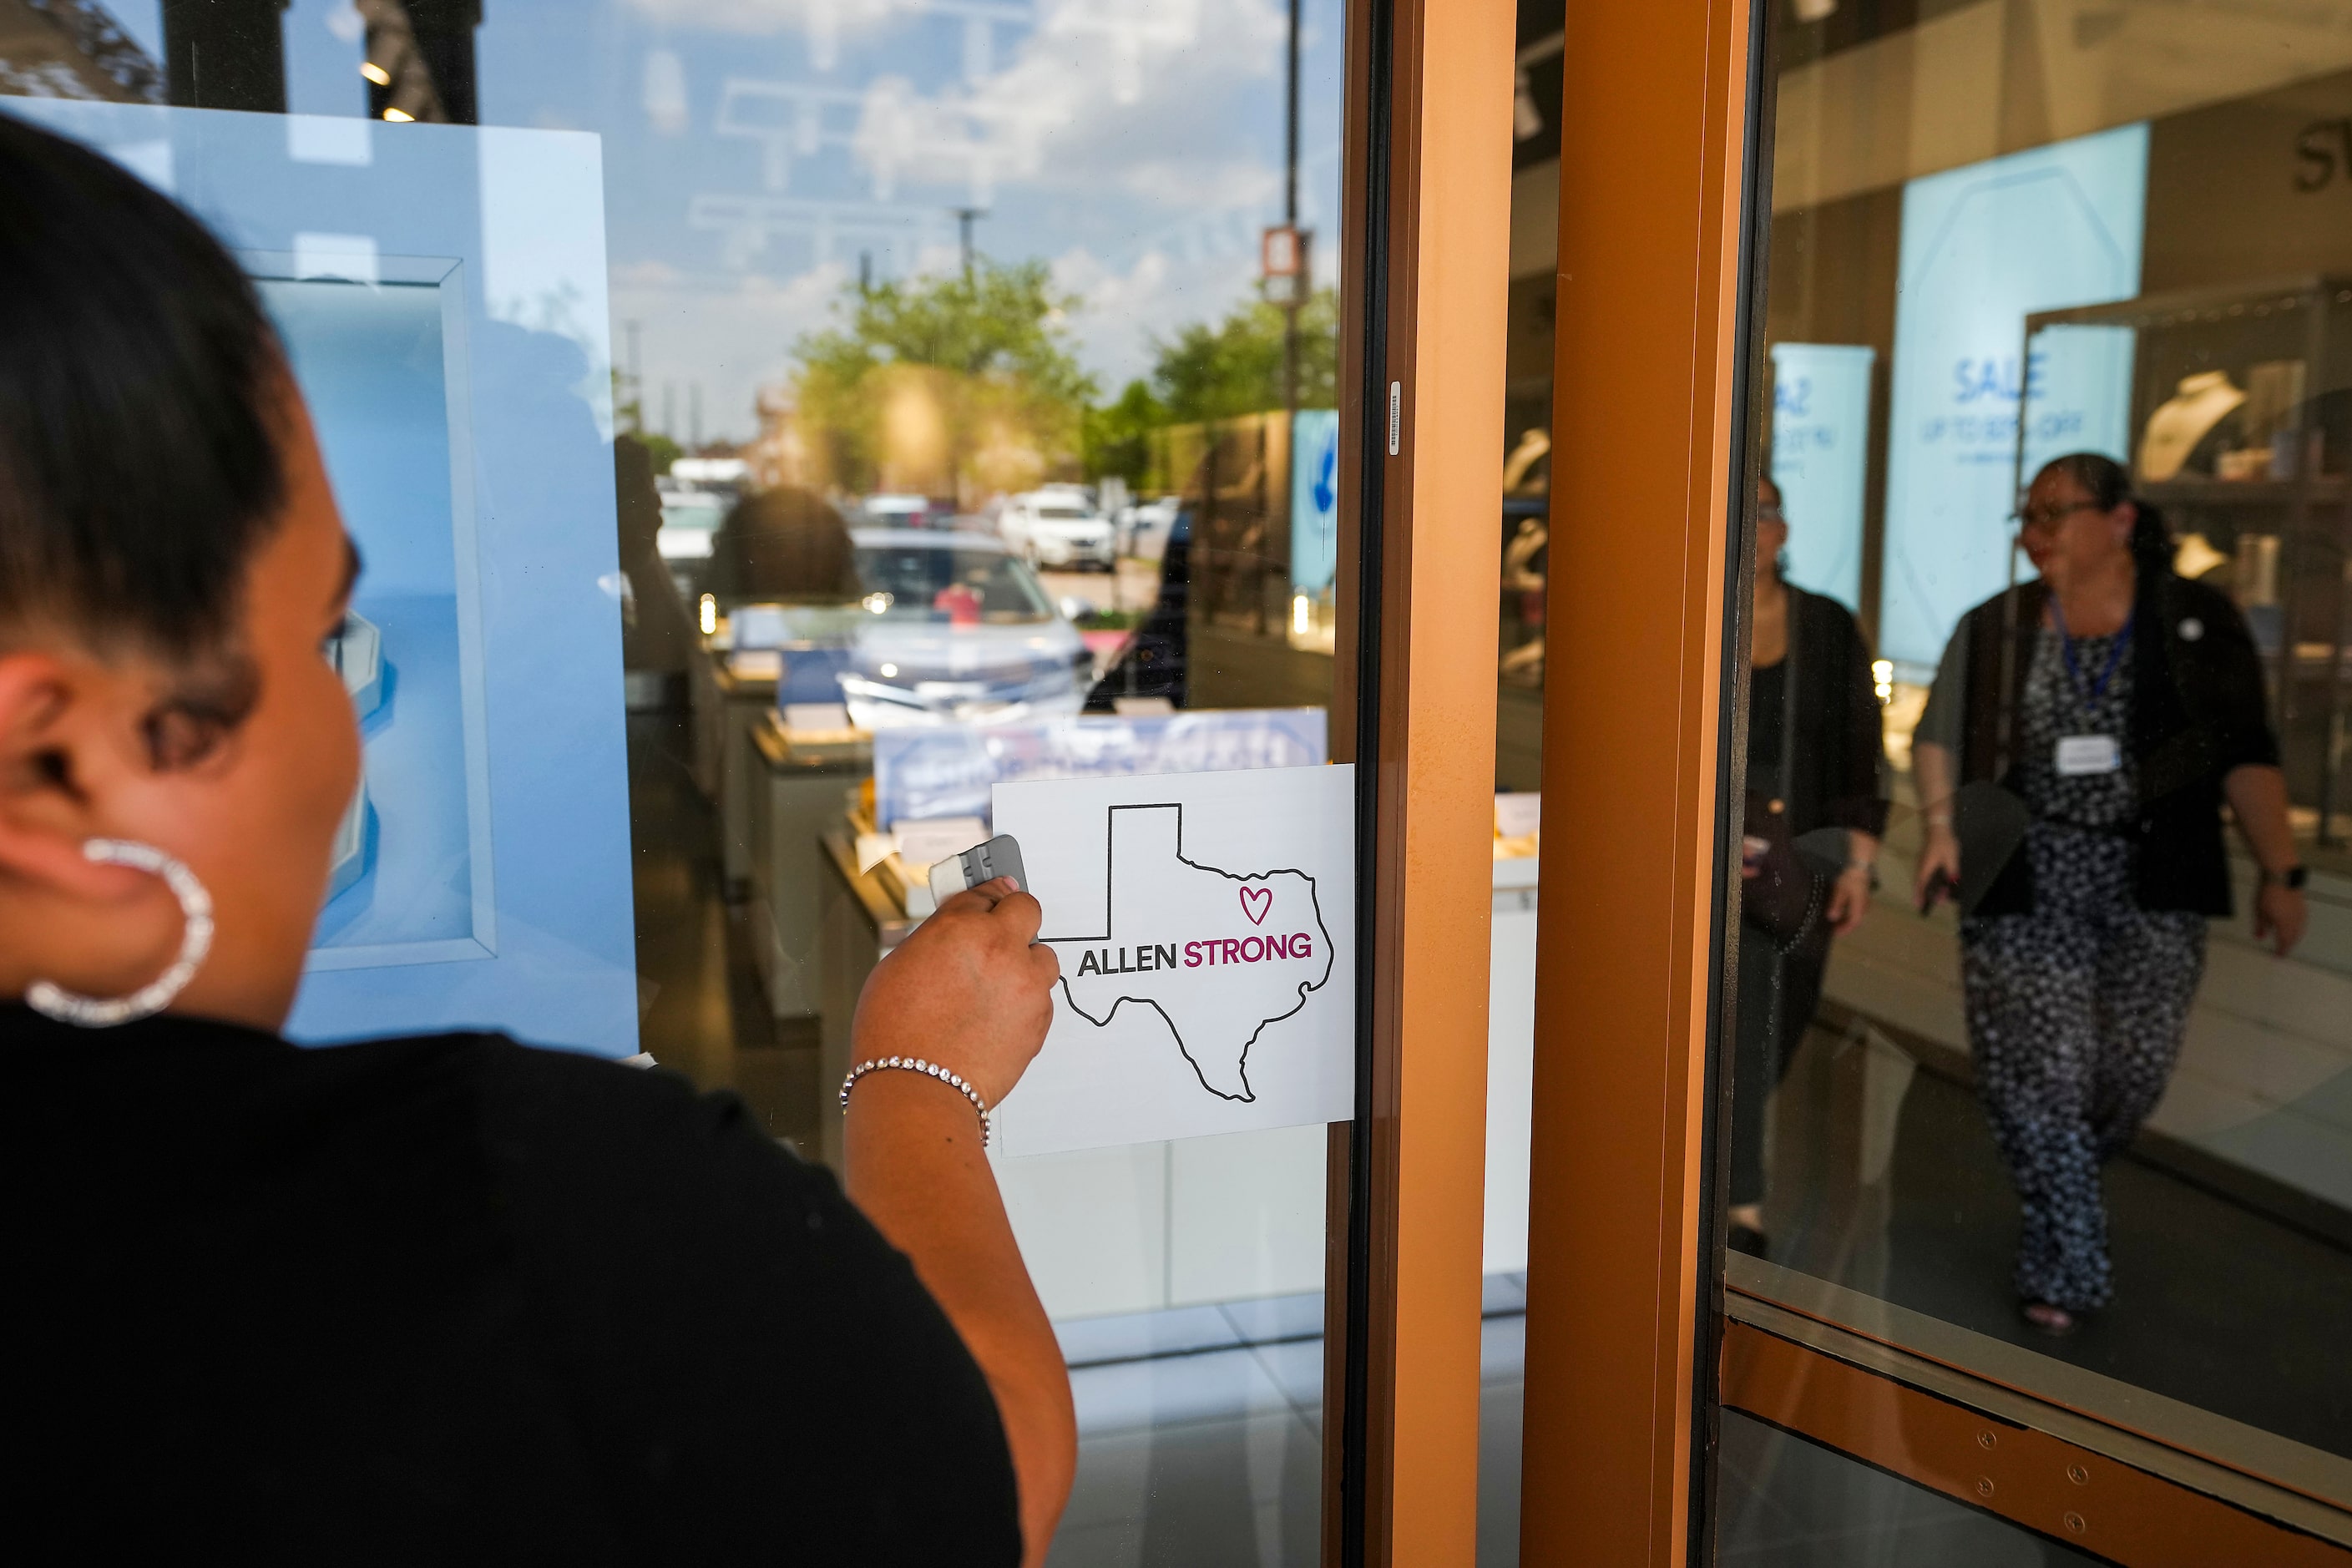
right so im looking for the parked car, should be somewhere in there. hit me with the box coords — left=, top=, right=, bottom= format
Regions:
left=835, top=529, right=1091, bottom=728
left=1115, top=496, right=1183, bottom=561
left=996, top=489, right=1115, bottom=571
left=655, top=483, right=727, bottom=562
left=857, top=492, right=949, bottom=529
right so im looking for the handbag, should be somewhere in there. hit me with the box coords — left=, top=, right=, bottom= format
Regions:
left=1740, top=616, right=1830, bottom=947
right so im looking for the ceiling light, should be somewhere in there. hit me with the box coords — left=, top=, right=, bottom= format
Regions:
left=382, top=107, right=415, bottom=123
left=359, top=61, right=391, bottom=87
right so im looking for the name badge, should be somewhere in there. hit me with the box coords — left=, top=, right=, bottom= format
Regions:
left=2055, top=735, right=2122, bottom=776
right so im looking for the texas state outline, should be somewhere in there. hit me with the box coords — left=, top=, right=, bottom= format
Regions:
left=1044, top=802, right=1334, bottom=1103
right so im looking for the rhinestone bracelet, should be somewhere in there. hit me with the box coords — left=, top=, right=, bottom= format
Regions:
left=839, top=1056, right=994, bottom=1147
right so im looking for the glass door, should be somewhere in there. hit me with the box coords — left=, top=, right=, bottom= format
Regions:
left=1, top=1, right=1516, bottom=1559
left=1514, top=1, right=2352, bottom=1562
left=1715, top=0, right=2352, bottom=1560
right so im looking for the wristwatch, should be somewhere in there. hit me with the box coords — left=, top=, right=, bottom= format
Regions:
left=2260, top=865, right=2309, bottom=890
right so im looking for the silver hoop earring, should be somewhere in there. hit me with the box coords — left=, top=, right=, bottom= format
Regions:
left=26, top=839, right=215, bottom=1029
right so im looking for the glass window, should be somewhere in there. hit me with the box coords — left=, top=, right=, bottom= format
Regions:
left=3, top=2, right=1358, bottom=1557
left=1720, top=0, right=2352, bottom=1530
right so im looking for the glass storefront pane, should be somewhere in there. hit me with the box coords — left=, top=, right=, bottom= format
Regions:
left=1727, top=0, right=2352, bottom=1495
left=4, top=3, right=1358, bottom=1558
left=1718, top=1411, right=2104, bottom=1567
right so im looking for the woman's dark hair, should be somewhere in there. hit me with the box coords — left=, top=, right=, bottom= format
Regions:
left=0, top=112, right=289, bottom=671
left=2035, top=451, right=2172, bottom=570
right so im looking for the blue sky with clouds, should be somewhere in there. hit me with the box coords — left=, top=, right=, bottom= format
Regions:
left=100, top=0, right=1345, bottom=443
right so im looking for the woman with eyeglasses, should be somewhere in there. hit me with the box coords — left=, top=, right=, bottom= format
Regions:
left=1910, top=451, right=2304, bottom=1338
left=1727, top=476, right=1889, bottom=1259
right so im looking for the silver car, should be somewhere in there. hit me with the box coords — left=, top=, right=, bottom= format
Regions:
left=837, top=529, right=1091, bottom=729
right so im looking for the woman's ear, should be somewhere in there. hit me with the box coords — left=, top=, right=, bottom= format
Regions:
left=2111, top=499, right=2139, bottom=549
left=0, top=651, right=143, bottom=903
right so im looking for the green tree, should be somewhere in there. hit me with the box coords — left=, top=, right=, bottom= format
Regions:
left=792, top=259, right=1096, bottom=495
left=797, top=258, right=1095, bottom=397
left=1146, top=287, right=1339, bottom=424
left=635, top=431, right=684, bottom=474
left=1082, top=378, right=1166, bottom=485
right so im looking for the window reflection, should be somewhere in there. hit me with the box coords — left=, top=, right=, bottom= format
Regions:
left=1736, top=0, right=2352, bottom=1475
left=3, top=2, right=1353, bottom=1560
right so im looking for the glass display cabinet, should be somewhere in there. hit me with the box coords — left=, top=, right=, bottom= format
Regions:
left=2025, top=277, right=2352, bottom=846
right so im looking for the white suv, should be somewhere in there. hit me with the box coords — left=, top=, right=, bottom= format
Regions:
left=998, top=489, right=1115, bottom=570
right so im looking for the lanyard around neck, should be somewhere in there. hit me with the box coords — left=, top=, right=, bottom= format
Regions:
left=2050, top=596, right=2132, bottom=705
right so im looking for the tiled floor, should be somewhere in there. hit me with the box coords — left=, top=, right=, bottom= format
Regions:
left=1054, top=1294, right=1325, bottom=1568
left=1047, top=1286, right=1528, bottom=1567
left=626, top=711, right=820, bottom=1147
left=1764, top=1016, right=2352, bottom=1457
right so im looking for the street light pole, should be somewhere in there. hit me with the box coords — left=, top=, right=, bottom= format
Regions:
left=952, top=206, right=987, bottom=281
left=1282, top=0, right=1302, bottom=419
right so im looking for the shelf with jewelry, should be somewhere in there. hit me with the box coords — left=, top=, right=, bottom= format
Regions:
left=2025, top=276, right=2352, bottom=849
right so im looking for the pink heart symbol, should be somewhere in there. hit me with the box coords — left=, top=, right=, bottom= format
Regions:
left=1240, top=886, right=1272, bottom=925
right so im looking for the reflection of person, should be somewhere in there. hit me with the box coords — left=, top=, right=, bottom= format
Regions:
left=1729, top=477, right=1886, bottom=1257
left=0, top=118, right=1072, bottom=1560
left=613, top=432, right=694, bottom=677
left=1912, top=452, right=2305, bottom=1337
left=705, top=483, right=862, bottom=602
left=1087, top=505, right=1191, bottom=709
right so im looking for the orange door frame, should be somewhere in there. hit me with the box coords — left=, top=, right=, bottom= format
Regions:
left=1324, top=0, right=1517, bottom=1561
left=1519, top=0, right=1759, bottom=1563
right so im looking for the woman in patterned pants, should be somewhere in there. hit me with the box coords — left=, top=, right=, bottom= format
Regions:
left=1913, top=453, right=2305, bottom=1337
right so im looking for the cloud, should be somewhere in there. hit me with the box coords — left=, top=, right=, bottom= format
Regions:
left=610, top=262, right=852, bottom=442
left=623, top=0, right=894, bottom=41
left=848, top=0, right=1288, bottom=206
left=1052, top=244, right=1258, bottom=390
left=612, top=258, right=687, bottom=287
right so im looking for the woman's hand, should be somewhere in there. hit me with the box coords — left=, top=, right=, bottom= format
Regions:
left=852, top=878, right=1060, bottom=1107
left=1914, top=825, right=1961, bottom=913
left=2254, top=883, right=2309, bottom=958
left=843, top=879, right=1076, bottom=1566
left=1828, top=863, right=1874, bottom=934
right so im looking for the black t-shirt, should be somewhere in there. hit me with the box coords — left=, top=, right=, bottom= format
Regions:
left=1, top=1007, right=1020, bottom=1565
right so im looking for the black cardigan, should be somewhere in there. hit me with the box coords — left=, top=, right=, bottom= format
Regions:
left=1914, top=568, right=2279, bottom=918
left=1758, top=586, right=1890, bottom=842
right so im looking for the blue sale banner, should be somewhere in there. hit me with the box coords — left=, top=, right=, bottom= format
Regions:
left=1769, top=343, right=1875, bottom=612
left=1290, top=409, right=1340, bottom=597
left=1879, top=123, right=2147, bottom=671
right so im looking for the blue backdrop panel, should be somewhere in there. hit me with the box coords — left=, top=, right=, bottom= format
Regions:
left=7, top=99, right=640, bottom=1057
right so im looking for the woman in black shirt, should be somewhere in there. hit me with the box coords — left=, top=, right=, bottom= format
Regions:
left=0, top=113, right=1073, bottom=1561
left=1729, top=478, right=1889, bottom=1257
left=1912, top=452, right=2305, bottom=1336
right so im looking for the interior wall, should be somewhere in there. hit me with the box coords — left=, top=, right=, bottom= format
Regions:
left=2144, top=65, right=2352, bottom=293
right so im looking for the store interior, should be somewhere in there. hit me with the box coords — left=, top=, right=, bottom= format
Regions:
left=623, top=1, right=2352, bottom=1560
left=8, top=0, right=2352, bottom=1559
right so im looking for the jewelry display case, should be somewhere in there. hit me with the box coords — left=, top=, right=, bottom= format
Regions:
left=2024, top=277, right=2352, bottom=844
